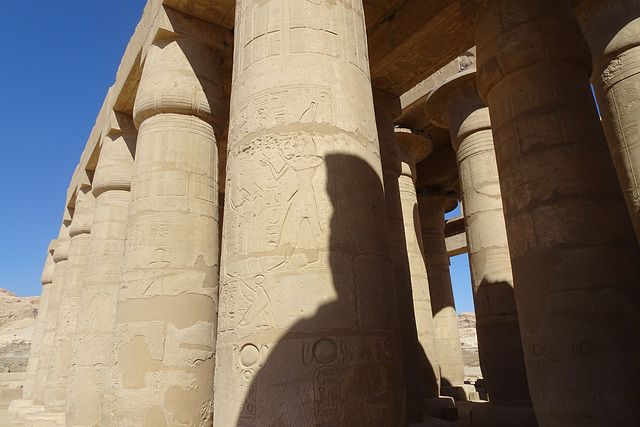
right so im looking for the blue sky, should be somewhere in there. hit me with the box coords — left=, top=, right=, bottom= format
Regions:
left=0, top=1, right=474, bottom=313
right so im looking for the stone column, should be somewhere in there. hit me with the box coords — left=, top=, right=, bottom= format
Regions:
left=425, top=70, right=535, bottom=426
left=417, top=193, right=467, bottom=398
left=574, top=0, right=640, bottom=245
left=214, top=0, right=405, bottom=425
left=44, top=188, right=95, bottom=413
left=373, top=89, right=427, bottom=422
left=65, top=117, right=135, bottom=426
left=476, top=1, right=640, bottom=424
left=22, top=240, right=56, bottom=402
left=394, top=128, right=441, bottom=399
left=33, top=225, right=70, bottom=408
left=112, top=34, right=223, bottom=425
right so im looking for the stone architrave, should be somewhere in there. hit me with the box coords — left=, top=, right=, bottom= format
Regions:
left=575, top=0, right=640, bottom=245
left=22, top=240, right=56, bottom=402
left=33, top=225, right=70, bottom=408
left=374, top=88, right=428, bottom=421
left=44, top=188, right=95, bottom=413
left=394, top=128, right=441, bottom=399
left=65, top=118, right=136, bottom=426
left=416, top=193, right=467, bottom=398
left=111, top=34, right=223, bottom=425
left=425, top=70, right=535, bottom=426
left=476, top=0, right=640, bottom=424
left=214, top=0, right=405, bottom=425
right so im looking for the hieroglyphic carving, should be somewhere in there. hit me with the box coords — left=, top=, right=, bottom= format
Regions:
left=220, top=272, right=275, bottom=333
left=234, top=343, right=268, bottom=425
left=234, top=0, right=368, bottom=80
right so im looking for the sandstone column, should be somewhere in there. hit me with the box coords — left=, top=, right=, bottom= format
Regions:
left=417, top=193, right=467, bottom=398
left=44, top=187, right=95, bottom=413
left=22, top=240, right=56, bottom=402
left=575, top=0, right=640, bottom=245
left=394, top=128, right=441, bottom=399
left=214, top=0, right=405, bottom=425
left=476, top=1, right=640, bottom=424
left=425, top=70, right=535, bottom=425
left=33, top=224, right=70, bottom=408
left=65, top=116, right=136, bottom=426
left=374, top=89, right=428, bottom=421
left=112, top=34, right=223, bottom=425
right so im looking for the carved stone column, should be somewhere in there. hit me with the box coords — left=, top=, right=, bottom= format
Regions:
left=477, top=0, right=640, bottom=424
left=215, top=0, right=405, bottom=425
left=44, top=188, right=94, bottom=413
left=425, top=70, right=535, bottom=426
left=112, top=32, right=223, bottom=425
left=374, top=89, right=427, bottom=422
left=34, top=225, right=70, bottom=409
left=65, top=116, right=135, bottom=426
left=574, top=0, right=640, bottom=245
left=22, top=240, right=56, bottom=403
left=394, top=128, right=441, bottom=400
left=417, top=193, right=467, bottom=398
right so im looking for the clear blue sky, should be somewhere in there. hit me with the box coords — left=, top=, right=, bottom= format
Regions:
left=0, top=1, right=474, bottom=313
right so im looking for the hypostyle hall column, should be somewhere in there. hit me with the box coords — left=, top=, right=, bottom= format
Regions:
left=394, top=128, right=441, bottom=399
left=374, top=88, right=426, bottom=422
left=215, top=0, right=405, bottom=425
left=476, top=1, right=640, bottom=424
left=34, top=225, right=70, bottom=407
left=112, top=33, right=223, bottom=425
left=417, top=193, right=467, bottom=398
left=575, top=0, right=640, bottom=245
left=66, top=117, right=136, bottom=426
left=45, top=188, right=95, bottom=413
left=425, top=70, right=535, bottom=426
left=22, top=240, right=56, bottom=402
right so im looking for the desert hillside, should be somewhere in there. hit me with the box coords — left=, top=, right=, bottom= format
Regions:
left=0, top=289, right=39, bottom=373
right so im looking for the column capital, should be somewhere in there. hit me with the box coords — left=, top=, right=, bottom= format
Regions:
left=92, top=130, right=135, bottom=197
left=395, top=128, right=432, bottom=167
left=40, top=240, right=57, bottom=286
left=574, top=0, right=640, bottom=67
left=424, top=69, right=491, bottom=152
left=68, top=188, right=95, bottom=238
left=476, top=0, right=592, bottom=100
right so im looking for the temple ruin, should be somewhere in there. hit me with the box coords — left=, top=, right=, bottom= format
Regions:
left=10, top=0, right=640, bottom=426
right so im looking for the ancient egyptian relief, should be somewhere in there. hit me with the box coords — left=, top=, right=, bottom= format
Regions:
left=234, top=0, right=369, bottom=81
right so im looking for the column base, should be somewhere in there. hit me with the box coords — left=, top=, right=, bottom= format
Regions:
left=470, top=402, right=538, bottom=427
left=8, top=400, right=44, bottom=426
left=441, top=384, right=479, bottom=401
left=424, top=396, right=459, bottom=421
left=23, top=410, right=66, bottom=427
left=409, top=416, right=451, bottom=427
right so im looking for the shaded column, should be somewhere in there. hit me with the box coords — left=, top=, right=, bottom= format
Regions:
left=112, top=34, right=223, bottom=425
left=374, top=88, right=426, bottom=422
left=66, top=116, right=136, bottom=426
left=394, top=128, right=441, bottom=399
left=425, top=70, right=535, bottom=426
left=22, top=240, right=56, bottom=402
left=33, top=225, right=70, bottom=407
left=476, top=1, right=640, bottom=424
left=214, top=0, right=405, bottom=425
left=575, top=0, right=640, bottom=244
left=417, top=193, right=467, bottom=398
left=44, top=187, right=95, bottom=413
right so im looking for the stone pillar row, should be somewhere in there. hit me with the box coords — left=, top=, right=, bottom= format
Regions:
left=18, top=1, right=640, bottom=427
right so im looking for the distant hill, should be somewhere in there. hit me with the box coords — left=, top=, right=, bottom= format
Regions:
left=0, top=289, right=40, bottom=372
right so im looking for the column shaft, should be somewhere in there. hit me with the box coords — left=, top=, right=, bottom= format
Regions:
left=113, top=37, right=222, bottom=425
left=418, top=194, right=466, bottom=392
left=477, top=0, right=640, bottom=424
left=575, top=0, right=640, bottom=244
left=23, top=240, right=56, bottom=402
left=395, top=129, right=441, bottom=399
left=215, top=0, right=405, bottom=424
left=66, top=129, right=135, bottom=426
left=45, top=189, right=94, bottom=412
left=34, top=226, right=70, bottom=406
